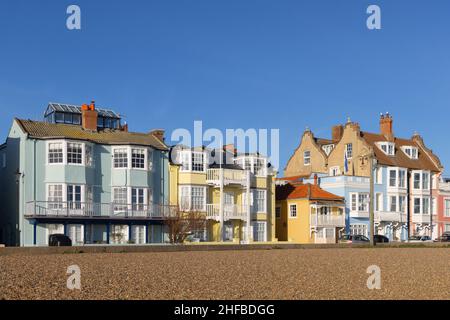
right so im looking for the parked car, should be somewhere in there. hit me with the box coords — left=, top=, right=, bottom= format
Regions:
left=374, top=235, right=389, bottom=243
left=352, top=235, right=370, bottom=243
left=434, top=235, right=450, bottom=242
left=408, top=235, right=432, bottom=243
left=49, top=234, right=72, bottom=247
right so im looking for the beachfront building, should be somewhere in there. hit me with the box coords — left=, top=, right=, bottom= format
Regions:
left=436, top=177, right=450, bottom=237
left=0, top=102, right=173, bottom=246
left=284, top=113, right=443, bottom=240
left=169, top=144, right=276, bottom=243
left=275, top=176, right=345, bottom=243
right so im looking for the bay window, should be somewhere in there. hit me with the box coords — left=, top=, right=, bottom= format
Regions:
left=48, top=184, right=63, bottom=209
left=179, top=186, right=206, bottom=211
left=389, top=170, right=396, bottom=187
left=67, top=142, right=83, bottom=164
left=48, top=142, right=64, bottom=164
left=113, top=148, right=128, bottom=168
left=113, top=187, right=128, bottom=212
left=255, top=189, right=267, bottom=213
left=180, top=151, right=206, bottom=172
left=131, top=148, right=146, bottom=169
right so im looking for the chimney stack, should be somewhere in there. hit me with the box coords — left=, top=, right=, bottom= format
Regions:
left=380, top=112, right=393, bottom=138
left=331, top=125, right=344, bottom=141
left=223, top=144, right=237, bottom=155
left=81, top=100, right=98, bottom=131
left=150, top=129, right=165, bottom=142
left=314, top=174, right=318, bottom=186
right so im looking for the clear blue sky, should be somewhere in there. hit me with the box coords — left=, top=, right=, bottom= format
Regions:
left=1, top=0, right=449, bottom=174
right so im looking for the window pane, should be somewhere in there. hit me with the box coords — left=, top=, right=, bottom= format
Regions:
left=48, top=143, right=64, bottom=164
left=131, top=148, right=145, bottom=169
left=67, top=143, right=83, bottom=164
left=114, top=148, right=128, bottom=168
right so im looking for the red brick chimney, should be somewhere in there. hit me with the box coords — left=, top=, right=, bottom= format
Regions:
left=150, top=129, right=165, bottom=142
left=314, top=174, right=318, bottom=185
left=380, top=112, right=393, bottom=138
left=331, top=125, right=344, bottom=141
left=82, top=100, right=98, bottom=131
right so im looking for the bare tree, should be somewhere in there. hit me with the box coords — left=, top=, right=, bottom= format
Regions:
left=164, top=207, right=207, bottom=244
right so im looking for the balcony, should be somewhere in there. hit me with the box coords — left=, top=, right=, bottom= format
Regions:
left=412, top=214, right=431, bottom=224
left=25, top=201, right=178, bottom=220
left=310, top=214, right=345, bottom=227
left=206, top=168, right=247, bottom=187
left=375, top=211, right=407, bottom=223
left=349, top=211, right=369, bottom=218
left=206, top=204, right=247, bottom=221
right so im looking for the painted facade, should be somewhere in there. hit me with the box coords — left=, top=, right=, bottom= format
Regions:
left=436, top=178, right=450, bottom=237
left=284, top=114, right=443, bottom=240
left=275, top=179, right=345, bottom=243
left=169, top=145, right=277, bottom=243
left=0, top=102, right=172, bottom=246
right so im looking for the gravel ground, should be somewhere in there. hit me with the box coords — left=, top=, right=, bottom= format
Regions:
left=0, top=248, right=448, bottom=300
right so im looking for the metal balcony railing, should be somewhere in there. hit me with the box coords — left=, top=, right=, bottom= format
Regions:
left=25, top=201, right=178, bottom=219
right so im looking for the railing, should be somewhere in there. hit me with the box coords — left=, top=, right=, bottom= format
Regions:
left=310, top=214, right=345, bottom=227
left=375, top=212, right=408, bottom=222
left=25, top=201, right=178, bottom=219
left=206, top=204, right=247, bottom=220
left=206, top=168, right=247, bottom=186
left=412, top=214, right=431, bottom=224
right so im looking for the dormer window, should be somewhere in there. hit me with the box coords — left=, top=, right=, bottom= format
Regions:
left=402, top=146, right=418, bottom=159
left=377, top=142, right=395, bottom=156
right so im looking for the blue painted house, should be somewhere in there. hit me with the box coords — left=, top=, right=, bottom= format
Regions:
left=0, top=102, right=172, bottom=246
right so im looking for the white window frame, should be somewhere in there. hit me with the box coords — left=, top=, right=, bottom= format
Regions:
left=112, top=146, right=149, bottom=170
left=179, top=150, right=207, bottom=173
left=131, top=148, right=147, bottom=170
left=254, top=189, right=267, bottom=213
left=178, top=185, right=207, bottom=212
left=47, top=140, right=65, bottom=165
left=349, top=192, right=369, bottom=212
left=345, top=143, right=353, bottom=159
left=289, top=204, right=297, bottom=218
left=401, top=146, right=418, bottom=160
left=412, top=170, right=430, bottom=191
left=375, top=193, right=383, bottom=212
left=377, top=142, right=395, bottom=156
left=374, top=167, right=382, bottom=184
left=303, top=151, right=311, bottom=166
left=444, top=198, right=450, bottom=217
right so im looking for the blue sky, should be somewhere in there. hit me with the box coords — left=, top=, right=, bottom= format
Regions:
left=0, top=0, right=449, bottom=173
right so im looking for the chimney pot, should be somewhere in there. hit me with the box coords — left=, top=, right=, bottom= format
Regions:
left=314, top=174, right=318, bottom=185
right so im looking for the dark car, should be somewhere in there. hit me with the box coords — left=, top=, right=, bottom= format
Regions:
left=49, top=234, right=72, bottom=247
left=374, top=235, right=389, bottom=243
left=352, top=235, right=370, bottom=243
left=434, top=235, right=450, bottom=242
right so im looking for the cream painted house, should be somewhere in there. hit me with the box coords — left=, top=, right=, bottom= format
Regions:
left=169, top=145, right=277, bottom=243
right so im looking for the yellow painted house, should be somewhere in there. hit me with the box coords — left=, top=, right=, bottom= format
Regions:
left=276, top=177, right=345, bottom=243
left=169, top=145, right=277, bottom=243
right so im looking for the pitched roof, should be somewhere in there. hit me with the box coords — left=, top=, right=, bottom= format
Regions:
left=276, top=183, right=344, bottom=201
left=360, top=131, right=440, bottom=172
left=314, top=138, right=335, bottom=146
left=15, top=119, right=168, bottom=150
